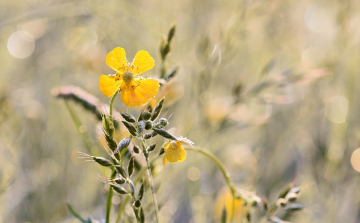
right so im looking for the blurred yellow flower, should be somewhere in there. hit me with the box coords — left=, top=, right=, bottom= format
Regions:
left=214, top=187, right=247, bottom=221
left=163, top=137, right=194, bottom=165
left=99, top=47, right=159, bottom=107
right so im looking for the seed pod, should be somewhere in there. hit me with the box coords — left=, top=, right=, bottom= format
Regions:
left=159, top=148, right=165, bottom=156
left=115, top=165, right=127, bottom=179
left=153, top=128, right=177, bottom=140
left=121, top=112, right=136, bottom=123
left=161, top=65, right=167, bottom=79
left=138, top=181, right=145, bottom=201
left=117, top=137, right=131, bottom=153
left=122, top=121, right=137, bottom=136
left=286, top=203, right=304, bottom=211
left=115, top=178, right=126, bottom=184
left=128, top=156, right=134, bottom=177
left=167, top=23, right=176, bottom=43
left=138, top=112, right=143, bottom=122
left=160, top=39, right=167, bottom=60
left=142, top=112, right=151, bottom=121
left=221, top=206, right=227, bottom=223
left=146, top=144, right=156, bottom=153
left=133, top=145, right=140, bottom=154
left=140, top=207, right=145, bottom=223
left=128, top=180, right=135, bottom=196
left=111, top=184, right=127, bottom=195
left=102, top=115, right=115, bottom=137
left=134, top=200, right=141, bottom=209
left=286, top=192, right=298, bottom=202
left=151, top=98, right=164, bottom=121
left=137, top=121, right=145, bottom=135
left=92, top=157, right=113, bottom=167
left=165, top=67, right=178, bottom=81
left=276, top=198, right=287, bottom=207
left=103, top=131, right=117, bottom=151
left=145, top=121, right=152, bottom=130
left=144, top=131, right=157, bottom=139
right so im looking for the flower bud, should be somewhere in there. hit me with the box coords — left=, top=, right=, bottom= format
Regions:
left=142, top=112, right=151, bottom=121
left=145, top=121, right=152, bottom=130
left=117, top=137, right=131, bottom=153
left=133, top=145, right=140, bottom=154
left=111, top=184, right=127, bottom=195
left=92, top=157, right=113, bottom=167
left=134, top=200, right=141, bottom=209
left=153, top=128, right=177, bottom=140
left=159, top=118, right=169, bottom=127
left=144, top=131, right=157, bottom=139
left=122, top=121, right=137, bottom=136
left=146, top=144, right=156, bottom=153
left=115, top=178, right=126, bottom=184
left=121, top=112, right=136, bottom=123
left=276, top=198, right=287, bottom=207
left=151, top=98, right=164, bottom=121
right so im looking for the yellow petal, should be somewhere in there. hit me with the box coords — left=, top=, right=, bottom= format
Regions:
left=106, top=47, right=128, bottom=73
left=120, top=78, right=159, bottom=107
left=99, top=75, right=122, bottom=97
left=163, top=156, right=168, bottom=165
left=165, top=141, right=186, bottom=163
left=131, top=50, right=155, bottom=76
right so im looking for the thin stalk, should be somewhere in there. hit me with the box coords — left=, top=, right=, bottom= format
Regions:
left=115, top=156, right=160, bottom=223
left=105, top=91, right=119, bottom=223
left=142, top=139, right=160, bottom=223
left=186, top=147, right=251, bottom=222
left=64, top=101, right=94, bottom=154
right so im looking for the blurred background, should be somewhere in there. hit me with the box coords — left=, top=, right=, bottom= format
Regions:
left=1, top=0, right=360, bottom=222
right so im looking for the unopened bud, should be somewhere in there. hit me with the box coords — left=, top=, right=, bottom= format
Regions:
left=159, top=118, right=169, bottom=127
left=122, top=121, right=137, bottom=136
left=134, top=200, right=141, bottom=209
left=145, top=121, right=153, bottom=130
left=144, top=131, right=157, bottom=139
left=276, top=198, right=287, bottom=207
left=153, top=128, right=177, bottom=140
left=121, top=112, right=136, bottom=123
left=133, top=145, right=140, bottom=154
left=111, top=184, right=127, bottom=195
left=92, top=157, right=113, bottom=167
left=117, top=137, right=131, bottom=153
left=286, top=192, right=298, bottom=202
left=147, top=144, right=156, bottom=153
left=142, top=112, right=151, bottom=121
left=151, top=98, right=164, bottom=121
left=115, top=178, right=126, bottom=184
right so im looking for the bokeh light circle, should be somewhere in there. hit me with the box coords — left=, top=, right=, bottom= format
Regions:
left=7, top=31, right=35, bottom=59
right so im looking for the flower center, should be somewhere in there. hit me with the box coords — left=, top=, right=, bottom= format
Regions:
left=123, top=71, right=133, bottom=83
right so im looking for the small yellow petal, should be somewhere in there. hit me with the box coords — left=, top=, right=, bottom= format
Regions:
left=99, top=75, right=122, bottom=97
left=106, top=47, right=128, bottom=73
left=120, top=78, right=159, bottom=107
left=131, top=50, right=155, bottom=76
left=163, top=156, right=168, bottom=165
left=165, top=141, right=186, bottom=164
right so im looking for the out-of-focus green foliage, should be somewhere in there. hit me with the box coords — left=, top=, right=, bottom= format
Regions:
left=1, top=0, right=360, bottom=222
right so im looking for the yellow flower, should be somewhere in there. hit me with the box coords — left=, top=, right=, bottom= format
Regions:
left=214, top=187, right=248, bottom=221
left=99, top=47, right=159, bottom=107
left=163, top=137, right=194, bottom=165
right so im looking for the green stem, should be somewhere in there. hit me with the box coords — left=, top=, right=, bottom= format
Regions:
left=142, top=140, right=160, bottom=223
left=109, top=90, right=119, bottom=118
left=186, top=147, right=250, bottom=222
left=105, top=91, right=119, bottom=223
